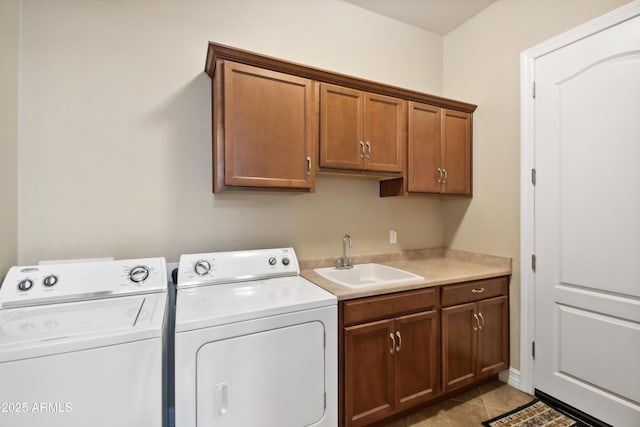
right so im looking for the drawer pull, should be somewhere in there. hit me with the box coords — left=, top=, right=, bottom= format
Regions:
left=473, top=313, right=480, bottom=331
left=471, top=288, right=485, bottom=294
left=395, top=331, right=402, bottom=353
left=389, top=333, right=395, bottom=354
left=478, top=312, right=485, bottom=330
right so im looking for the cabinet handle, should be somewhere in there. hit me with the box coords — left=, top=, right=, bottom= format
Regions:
left=471, top=288, right=485, bottom=294
left=306, top=156, right=312, bottom=176
left=389, top=333, right=395, bottom=354
left=442, top=168, right=448, bottom=184
left=473, top=313, right=479, bottom=331
left=395, top=331, right=402, bottom=352
left=478, top=312, right=485, bottom=330
left=359, top=141, right=365, bottom=159
left=365, top=141, right=371, bottom=159
left=437, top=168, right=442, bottom=183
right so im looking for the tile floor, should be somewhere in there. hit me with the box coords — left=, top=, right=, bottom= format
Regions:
left=381, top=379, right=534, bottom=426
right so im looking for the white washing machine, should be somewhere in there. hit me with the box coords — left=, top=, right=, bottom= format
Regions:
left=0, top=257, right=168, bottom=427
left=174, top=248, right=337, bottom=427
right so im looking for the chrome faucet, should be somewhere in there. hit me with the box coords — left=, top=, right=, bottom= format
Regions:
left=336, top=234, right=353, bottom=269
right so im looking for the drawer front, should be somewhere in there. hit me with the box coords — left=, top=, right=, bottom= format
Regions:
left=344, top=288, right=437, bottom=326
left=441, top=276, right=508, bottom=307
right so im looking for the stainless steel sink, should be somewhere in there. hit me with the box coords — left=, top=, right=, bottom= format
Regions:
left=314, top=263, right=424, bottom=288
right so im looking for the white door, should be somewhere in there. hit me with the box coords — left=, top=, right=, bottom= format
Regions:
left=533, top=12, right=640, bottom=427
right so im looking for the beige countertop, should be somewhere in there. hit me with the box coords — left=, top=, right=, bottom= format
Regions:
left=300, top=248, right=511, bottom=300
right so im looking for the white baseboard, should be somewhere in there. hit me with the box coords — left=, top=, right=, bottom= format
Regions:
left=498, top=367, right=521, bottom=390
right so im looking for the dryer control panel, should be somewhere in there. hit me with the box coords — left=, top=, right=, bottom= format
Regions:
left=177, top=248, right=299, bottom=289
left=0, top=257, right=167, bottom=309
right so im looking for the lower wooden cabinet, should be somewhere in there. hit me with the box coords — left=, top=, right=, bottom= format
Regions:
left=345, top=319, right=395, bottom=426
left=394, top=311, right=439, bottom=411
left=344, top=311, right=438, bottom=427
left=339, top=276, right=509, bottom=427
left=442, top=285, right=509, bottom=392
left=342, top=289, right=438, bottom=427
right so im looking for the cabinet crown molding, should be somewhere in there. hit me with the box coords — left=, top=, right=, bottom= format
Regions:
left=205, top=42, right=477, bottom=114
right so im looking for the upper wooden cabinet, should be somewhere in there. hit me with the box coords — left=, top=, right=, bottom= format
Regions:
left=383, top=102, right=472, bottom=197
left=211, top=60, right=317, bottom=192
left=320, top=84, right=406, bottom=173
left=440, top=108, right=472, bottom=195
left=204, top=42, right=476, bottom=194
left=407, top=103, right=441, bottom=193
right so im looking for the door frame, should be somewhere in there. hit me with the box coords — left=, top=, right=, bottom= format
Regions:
left=519, top=0, right=640, bottom=394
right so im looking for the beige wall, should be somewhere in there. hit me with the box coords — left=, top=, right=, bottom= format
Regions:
left=17, top=0, right=444, bottom=264
left=13, top=0, right=630, bottom=371
left=0, top=0, right=20, bottom=277
left=442, top=0, right=630, bottom=370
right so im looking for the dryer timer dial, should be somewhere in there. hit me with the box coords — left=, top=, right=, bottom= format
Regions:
left=43, top=275, right=59, bottom=287
left=194, top=260, right=211, bottom=276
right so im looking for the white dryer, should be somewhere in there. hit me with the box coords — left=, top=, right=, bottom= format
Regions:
left=0, top=257, right=168, bottom=427
left=175, top=248, right=337, bottom=427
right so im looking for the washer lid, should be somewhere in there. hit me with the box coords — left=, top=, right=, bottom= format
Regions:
left=0, top=257, right=167, bottom=309
left=176, top=276, right=336, bottom=332
left=0, top=293, right=166, bottom=361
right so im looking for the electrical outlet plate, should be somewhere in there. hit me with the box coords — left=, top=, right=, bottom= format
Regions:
left=389, top=230, right=397, bottom=244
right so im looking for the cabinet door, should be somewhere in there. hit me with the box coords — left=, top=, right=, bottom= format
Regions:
left=344, top=319, right=395, bottom=427
left=441, top=109, right=472, bottom=195
left=394, top=310, right=439, bottom=411
left=320, top=84, right=364, bottom=170
left=477, top=296, right=509, bottom=378
left=407, top=102, right=441, bottom=193
left=221, top=61, right=315, bottom=189
left=364, top=93, right=406, bottom=172
left=441, top=302, right=477, bottom=392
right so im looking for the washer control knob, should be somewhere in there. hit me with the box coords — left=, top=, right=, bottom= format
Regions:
left=18, top=279, right=34, bottom=292
left=129, top=266, right=150, bottom=283
left=268, top=257, right=277, bottom=266
left=43, top=275, right=58, bottom=287
left=282, top=257, right=290, bottom=266
left=194, top=260, right=211, bottom=276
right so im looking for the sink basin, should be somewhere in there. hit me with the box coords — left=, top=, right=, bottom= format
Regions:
left=314, top=263, right=424, bottom=288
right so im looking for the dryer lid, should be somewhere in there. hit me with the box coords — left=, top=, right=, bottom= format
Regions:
left=175, top=275, right=336, bottom=332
